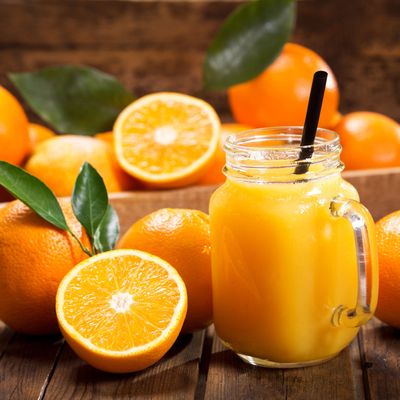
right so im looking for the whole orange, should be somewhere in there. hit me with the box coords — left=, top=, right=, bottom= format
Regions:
left=0, top=199, right=88, bottom=334
left=228, top=43, right=339, bottom=128
left=375, top=211, right=400, bottom=328
left=328, top=111, right=343, bottom=129
left=28, top=123, right=55, bottom=149
left=117, top=208, right=212, bottom=333
left=95, top=131, right=113, bottom=145
left=25, top=135, right=135, bottom=196
left=198, top=123, right=252, bottom=185
left=0, top=86, right=30, bottom=165
left=336, top=112, right=400, bottom=170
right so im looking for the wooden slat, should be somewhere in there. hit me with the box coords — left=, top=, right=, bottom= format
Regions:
left=204, top=335, right=364, bottom=400
left=43, top=330, right=205, bottom=400
left=0, top=334, right=64, bottom=400
left=284, top=342, right=364, bottom=400
left=294, top=0, right=400, bottom=121
left=204, top=336, right=286, bottom=399
left=0, top=0, right=237, bottom=48
left=344, top=168, right=400, bottom=220
left=110, top=185, right=215, bottom=234
left=360, top=318, right=400, bottom=400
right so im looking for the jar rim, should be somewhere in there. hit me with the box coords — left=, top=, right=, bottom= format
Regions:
left=224, top=126, right=340, bottom=153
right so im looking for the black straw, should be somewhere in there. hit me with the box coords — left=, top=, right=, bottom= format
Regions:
left=294, top=70, right=328, bottom=174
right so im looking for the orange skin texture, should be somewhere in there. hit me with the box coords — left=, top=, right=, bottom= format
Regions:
left=375, top=211, right=400, bottom=328
left=0, top=86, right=30, bottom=165
left=336, top=112, right=400, bottom=170
left=28, top=123, right=55, bottom=149
left=0, top=199, right=89, bottom=334
left=25, top=135, right=136, bottom=196
left=118, top=208, right=212, bottom=333
left=228, top=43, right=339, bottom=128
left=328, top=111, right=343, bottom=129
left=198, top=123, right=252, bottom=185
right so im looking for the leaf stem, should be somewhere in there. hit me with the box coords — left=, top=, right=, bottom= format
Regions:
left=68, top=229, right=94, bottom=257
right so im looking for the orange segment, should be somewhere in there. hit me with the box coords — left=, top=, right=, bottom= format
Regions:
left=56, top=249, right=187, bottom=373
left=114, top=92, right=220, bottom=187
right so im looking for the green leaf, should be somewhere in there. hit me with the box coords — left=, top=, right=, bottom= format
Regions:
left=93, top=205, right=120, bottom=253
left=9, top=65, right=135, bottom=135
left=203, top=0, right=296, bottom=90
left=72, top=162, right=108, bottom=240
left=0, top=161, right=69, bottom=230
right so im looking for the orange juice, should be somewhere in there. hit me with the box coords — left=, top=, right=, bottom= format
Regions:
left=209, top=128, right=378, bottom=367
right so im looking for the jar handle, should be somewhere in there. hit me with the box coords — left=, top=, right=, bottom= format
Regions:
left=330, top=197, right=378, bottom=328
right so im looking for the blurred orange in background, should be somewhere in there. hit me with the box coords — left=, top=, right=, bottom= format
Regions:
left=0, top=86, right=30, bottom=165
left=25, top=135, right=136, bottom=196
left=375, top=210, right=400, bottom=329
left=28, top=123, right=55, bottom=149
left=95, top=131, right=113, bottom=145
left=198, top=123, right=252, bottom=185
left=337, top=112, right=400, bottom=170
left=228, top=43, right=339, bottom=129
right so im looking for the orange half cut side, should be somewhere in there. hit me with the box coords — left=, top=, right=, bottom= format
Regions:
left=113, top=92, right=221, bottom=187
left=56, top=249, right=187, bottom=373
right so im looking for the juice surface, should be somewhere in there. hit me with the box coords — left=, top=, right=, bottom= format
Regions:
left=210, top=174, right=376, bottom=364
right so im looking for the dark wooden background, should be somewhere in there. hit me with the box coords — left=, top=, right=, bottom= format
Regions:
left=0, top=0, right=399, bottom=122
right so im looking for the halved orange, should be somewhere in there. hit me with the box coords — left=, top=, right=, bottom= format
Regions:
left=56, top=249, right=187, bottom=373
left=113, top=92, right=221, bottom=187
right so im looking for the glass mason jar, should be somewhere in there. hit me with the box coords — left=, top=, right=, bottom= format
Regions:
left=209, top=127, right=378, bottom=368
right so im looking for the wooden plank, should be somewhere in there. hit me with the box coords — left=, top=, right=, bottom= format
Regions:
left=0, top=0, right=238, bottom=48
left=0, top=334, right=64, bottom=400
left=43, top=330, right=205, bottom=400
left=205, top=335, right=286, bottom=399
left=344, top=168, right=400, bottom=220
left=110, top=185, right=215, bottom=234
left=284, top=342, right=364, bottom=400
left=360, top=318, right=400, bottom=400
left=294, top=0, right=400, bottom=121
left=205, top=334, right=364, bottom=400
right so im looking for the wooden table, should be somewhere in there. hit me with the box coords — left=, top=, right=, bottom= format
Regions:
left=1, top=318, right=399, bottom=400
